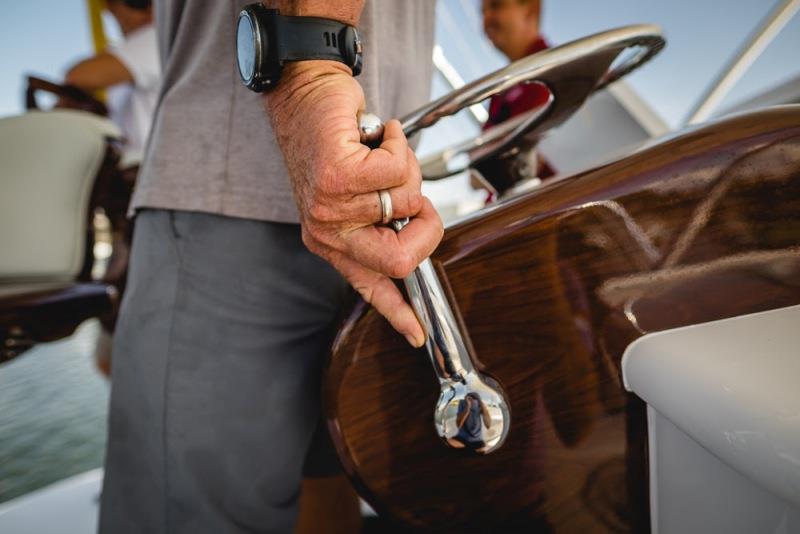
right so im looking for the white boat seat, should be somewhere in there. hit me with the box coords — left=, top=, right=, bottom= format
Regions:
left=0, top=110, right=122, bottom=283
left=0, top=110, right=122, bottom=362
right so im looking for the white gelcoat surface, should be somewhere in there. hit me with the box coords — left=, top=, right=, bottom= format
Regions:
left=622, top=304, right=800, bottom=533
left=0, top=468, right=102, bottom=534
left=648, top=406, right=800, bottom=533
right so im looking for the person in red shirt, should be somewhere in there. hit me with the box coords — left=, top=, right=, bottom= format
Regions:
left=482, top=0, right=551, bottom=129
left=479, top=0, right=555, bottom=196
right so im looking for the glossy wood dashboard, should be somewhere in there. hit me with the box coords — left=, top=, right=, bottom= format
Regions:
left=325, top=106, right=800, bottom=532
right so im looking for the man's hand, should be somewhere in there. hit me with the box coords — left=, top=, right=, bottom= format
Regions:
left=266, top=62, right=443, bottom=347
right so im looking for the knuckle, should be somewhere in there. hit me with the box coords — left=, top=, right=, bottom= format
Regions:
left=302, top=220, right=332, bottom=247
left=356, top=284, right=376, bottom=305
left=406, top=189, right=423, bottom=215
left=432, top=215, right=445, bottom=240
left=383, top=154, right=406, bottom=182
left=300, top=227, right=319, bottom=252
left=412, top=168, right=422, bottom=188
left=307, top=199, right=334, bottom=223
left=308, top=224, right=332, bottom=246
left=388, top=252, right=415, bottom=279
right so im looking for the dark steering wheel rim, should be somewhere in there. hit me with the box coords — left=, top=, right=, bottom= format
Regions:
left=403, top=24, right=665, bottom=180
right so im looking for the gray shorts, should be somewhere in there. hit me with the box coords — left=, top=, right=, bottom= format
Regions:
left=98, top=210, right=349, bottom=534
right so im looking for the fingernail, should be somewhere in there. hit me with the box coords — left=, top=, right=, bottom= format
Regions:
left=405, top=333, right=421, bottom=348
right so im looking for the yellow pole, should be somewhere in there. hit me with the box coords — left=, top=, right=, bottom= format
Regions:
left=85, top=0, right=108, bottom=101
left=86, top=0, right=108, bottom=53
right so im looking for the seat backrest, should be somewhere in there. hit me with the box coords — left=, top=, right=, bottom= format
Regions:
left=0, top=110, right=122, bottom=282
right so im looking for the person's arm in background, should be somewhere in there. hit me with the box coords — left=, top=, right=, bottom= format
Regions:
left=64, top=53, right=133, bottom=91
left=265, top=0, right=443, bottom=348
left=480, top=399, right=492, bottom=428
left=456, top=398, right=471, bottom=428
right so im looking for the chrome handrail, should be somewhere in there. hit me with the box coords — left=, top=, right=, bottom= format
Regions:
left=685, top=0, right=800, bottom=125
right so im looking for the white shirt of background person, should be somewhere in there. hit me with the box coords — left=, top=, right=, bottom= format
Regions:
left=106, top=23, right=160, bottom=166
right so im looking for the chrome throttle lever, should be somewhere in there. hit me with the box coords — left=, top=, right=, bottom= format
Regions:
left=358, top=111, right=510, bottom=454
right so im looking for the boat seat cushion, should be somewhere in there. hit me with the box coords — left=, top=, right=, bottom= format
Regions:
left=0, top=110, right=121, bottom=282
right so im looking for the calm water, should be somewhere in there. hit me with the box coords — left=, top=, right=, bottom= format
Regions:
left=0, top=320, right=108, bottom=503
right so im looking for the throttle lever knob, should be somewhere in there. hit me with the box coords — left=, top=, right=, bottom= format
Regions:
left=358, top=111, right=384, bottom=148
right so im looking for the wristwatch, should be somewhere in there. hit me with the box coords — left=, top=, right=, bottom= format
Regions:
left=236, top=3, right=363, bottom=92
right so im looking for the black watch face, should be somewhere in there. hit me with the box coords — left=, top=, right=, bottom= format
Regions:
left=236, top=13, right=260, bottom=85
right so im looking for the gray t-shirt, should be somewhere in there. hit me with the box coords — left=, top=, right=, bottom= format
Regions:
left=131, top=0, right=435, bottom=223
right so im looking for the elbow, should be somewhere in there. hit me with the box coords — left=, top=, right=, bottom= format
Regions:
left=65, top=61, right=103, bottom=91
left=64, top=69, right=77, bottom=86
left=64, top=67, right=85, bottom=89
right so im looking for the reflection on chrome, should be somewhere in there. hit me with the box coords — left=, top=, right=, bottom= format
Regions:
left=418, top=96, right=553, bottom=181
left=357, top=111, right=384, bottom=148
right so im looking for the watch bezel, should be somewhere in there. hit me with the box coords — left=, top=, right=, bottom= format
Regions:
left=236, top=9, right=260, bottom=88
left=236, top=5, right=281, bottom=92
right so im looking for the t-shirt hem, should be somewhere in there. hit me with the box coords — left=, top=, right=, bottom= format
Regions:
left=130, top=190, right=300, bottom=224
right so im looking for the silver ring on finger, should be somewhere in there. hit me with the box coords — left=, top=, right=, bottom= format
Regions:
left=378, top=189, right=393, bottom=225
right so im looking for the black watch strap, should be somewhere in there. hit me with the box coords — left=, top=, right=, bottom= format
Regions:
left=277, top=14, right=362, bottom=72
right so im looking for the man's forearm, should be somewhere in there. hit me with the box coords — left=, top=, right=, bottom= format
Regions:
left=256, top=0, right=442, bottom=347
left=267, top=0, right=365, bottom=25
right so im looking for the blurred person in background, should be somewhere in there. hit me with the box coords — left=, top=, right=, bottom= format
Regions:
left=63, top=0, right=160, bottom=377
left=64, top=0, right=159, bottom=162
left=477, top=0, right=555, bottom=198
left=481, top=0, right=550, bottom=129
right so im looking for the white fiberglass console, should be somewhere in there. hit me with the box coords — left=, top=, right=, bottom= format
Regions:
left=622, top=304, right=800, bottom=534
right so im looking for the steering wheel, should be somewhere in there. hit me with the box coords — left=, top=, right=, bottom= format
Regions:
left=403, top=24, right=665, bottom=185
left=25, top=76, right=109, bottom=117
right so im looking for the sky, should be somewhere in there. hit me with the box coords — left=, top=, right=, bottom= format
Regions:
left=0, top=0, right=111, bottom=118
left=1, top=0, right=797, bottom=209
left=1, top=0, right=796, bottom=121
